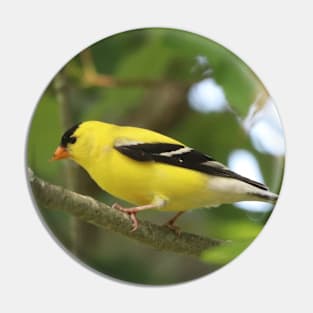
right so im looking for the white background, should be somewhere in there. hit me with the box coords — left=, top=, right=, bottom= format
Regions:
left=1, top=1, right=312, bottom=312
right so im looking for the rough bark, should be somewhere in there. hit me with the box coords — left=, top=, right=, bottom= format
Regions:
left=28, top=168, right=225, bottom=257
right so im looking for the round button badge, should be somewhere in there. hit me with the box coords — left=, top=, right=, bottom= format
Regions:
left=27, top=28, right=284, bottom=285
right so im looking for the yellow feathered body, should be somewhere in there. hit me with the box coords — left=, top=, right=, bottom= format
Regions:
left=59, top=121, right=277, bottom=215
left=69, top=121, right=213, bottom=211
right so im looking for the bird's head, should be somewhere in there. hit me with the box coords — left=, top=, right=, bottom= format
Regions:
left=51, top=120, right=115, bottom=165
left=51, top=122, right=81, bottom=161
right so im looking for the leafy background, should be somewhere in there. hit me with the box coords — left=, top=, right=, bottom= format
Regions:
left=27, top=28, right=284, bottom=285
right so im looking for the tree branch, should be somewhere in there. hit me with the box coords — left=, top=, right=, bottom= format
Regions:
left=119, top=83, right=190, bottom=133
left=79, top=49, right=194, bottom=88
left=28, top=168, right=225, bottom=257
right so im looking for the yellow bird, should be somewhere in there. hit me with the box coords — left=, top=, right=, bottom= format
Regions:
left=52, top=121, right=278, bottom=231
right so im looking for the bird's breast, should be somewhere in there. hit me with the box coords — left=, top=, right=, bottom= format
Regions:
left=87, top=149, right=155, bottom=205
left=83, top=147, right=214, bottom=211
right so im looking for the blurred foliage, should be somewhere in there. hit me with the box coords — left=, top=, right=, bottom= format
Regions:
left=27, top=28, right=284, bottom=285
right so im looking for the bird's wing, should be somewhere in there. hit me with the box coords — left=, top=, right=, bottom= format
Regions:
left=114, top=140, right=269, bottom=191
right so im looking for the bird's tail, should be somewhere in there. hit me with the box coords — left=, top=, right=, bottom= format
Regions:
left=248, top=189, right=278, bottom=204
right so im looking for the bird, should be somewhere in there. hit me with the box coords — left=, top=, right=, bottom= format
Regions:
left=52, top=120, right=278, bottom=232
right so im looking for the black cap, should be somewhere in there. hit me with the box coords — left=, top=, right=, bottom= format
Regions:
left=60, top=122, right=81, bottom=147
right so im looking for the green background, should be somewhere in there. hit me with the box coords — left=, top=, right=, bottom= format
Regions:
left=27, top=28, right=284, bottom=285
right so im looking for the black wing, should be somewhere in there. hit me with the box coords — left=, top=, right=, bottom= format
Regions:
left=114, top=142, right=268, bottom=191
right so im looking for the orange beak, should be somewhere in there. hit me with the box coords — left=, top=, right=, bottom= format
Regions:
left=51, top=146, right=70, bottom=161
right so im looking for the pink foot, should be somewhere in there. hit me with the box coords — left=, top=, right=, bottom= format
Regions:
left=112, top=203, right=139, bottom=232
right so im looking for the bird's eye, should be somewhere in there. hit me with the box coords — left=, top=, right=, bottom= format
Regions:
left=69, top=136, right=77, bottom=144
left=60, top=122, right=81, bottom=147
left=60, top=134, right=77, bottom=147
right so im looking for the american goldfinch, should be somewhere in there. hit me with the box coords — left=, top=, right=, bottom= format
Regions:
left=52, top=120, right=278, bottom=231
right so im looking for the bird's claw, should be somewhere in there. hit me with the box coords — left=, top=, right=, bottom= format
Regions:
left=112, top=203, right=139, bottom=232
left=112, top=202, right=122, bottom=210
left=129, top=213, right=138, bottom=232
left=164, top=222, right=181, bottom=235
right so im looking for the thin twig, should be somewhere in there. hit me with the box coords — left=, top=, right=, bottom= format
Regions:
left=80, top=49, right=195, bottom=88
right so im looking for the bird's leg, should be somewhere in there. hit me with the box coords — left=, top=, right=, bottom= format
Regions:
left=163, top=211, right=185, bottom=233
left=112, top=202, right=163, bottom=232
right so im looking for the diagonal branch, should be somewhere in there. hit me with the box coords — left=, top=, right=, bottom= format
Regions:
left=28, top=168, right=225, bottom=257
